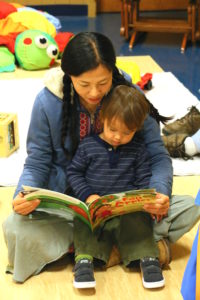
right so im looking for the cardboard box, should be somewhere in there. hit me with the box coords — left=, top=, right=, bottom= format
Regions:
left=0, top=113, right=19, bottom=157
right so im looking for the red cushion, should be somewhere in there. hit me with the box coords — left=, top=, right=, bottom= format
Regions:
left=0, top=2, right=17, bottom=19
left=0, top=32, right=19, bottom=53
left=54, top=32, right=74, bottom=53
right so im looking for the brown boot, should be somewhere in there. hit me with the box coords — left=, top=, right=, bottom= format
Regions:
left=162, top=106, right=200, bottom=136
left=157, top=238, right=172, bottom=267
left=162, top=133, right=192, bottom=159
left=106, top=241, right=172, bottom=268
left=106, top=245, right=121, bottom=268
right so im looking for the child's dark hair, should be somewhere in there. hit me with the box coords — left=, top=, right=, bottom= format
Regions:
left=60, top=31, right=171, bottom=158
left=100, top=85, right=150, bottom=131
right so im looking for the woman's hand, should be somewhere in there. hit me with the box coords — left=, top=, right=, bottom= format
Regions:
left=12, top=192, right=40, bottom=215
left=143, top=192, right=170, bottom=221
left=86, top=194, right=100, bottom=205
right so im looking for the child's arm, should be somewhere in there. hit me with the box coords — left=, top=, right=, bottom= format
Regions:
left=133, top=144, right=152, bottom=189
left=67, top=143, right=94, bottom=202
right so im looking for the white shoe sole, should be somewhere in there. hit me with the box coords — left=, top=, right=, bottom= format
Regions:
left=73, top=280, right=96, bottom=289
left=142, top=278, right=165, bottom=289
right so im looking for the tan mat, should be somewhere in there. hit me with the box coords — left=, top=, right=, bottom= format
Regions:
left=0, top=56, right=163, bottom=80
left=0, top=176, right=199, bottom=300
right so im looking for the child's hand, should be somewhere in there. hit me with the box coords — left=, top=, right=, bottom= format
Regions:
left=86, top=194, right=100, bottom=204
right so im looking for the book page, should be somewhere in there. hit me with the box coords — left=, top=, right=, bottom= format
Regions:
left=88, top=189, right=156, bottom=230
left=22, top=186, right=92, bottom=229
left=22, top=186, right=156, bottom=231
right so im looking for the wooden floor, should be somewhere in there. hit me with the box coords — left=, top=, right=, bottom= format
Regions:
left=0, top=176, right=199, bottom=300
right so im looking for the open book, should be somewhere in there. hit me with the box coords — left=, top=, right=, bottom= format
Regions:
left=22, top=186, right=157, bottom=231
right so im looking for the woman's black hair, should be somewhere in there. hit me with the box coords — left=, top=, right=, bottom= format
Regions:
left=60, top=32, right=116, bottom=158
left=60, top=31, right=171, bottom=158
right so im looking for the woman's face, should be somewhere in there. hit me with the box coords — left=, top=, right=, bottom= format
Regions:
left=70, top=64, right=112, bottom=109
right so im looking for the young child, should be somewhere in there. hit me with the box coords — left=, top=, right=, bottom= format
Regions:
left=67, top=85, right=165, bottom=289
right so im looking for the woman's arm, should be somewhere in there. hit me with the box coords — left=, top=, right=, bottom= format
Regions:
left=14, top=90, right=54, bottom=198
left=133, top=141, right=170, bottom=220
left=142, top=115, right=173, bottom=197
left=140, top=115, right=172, bottom=217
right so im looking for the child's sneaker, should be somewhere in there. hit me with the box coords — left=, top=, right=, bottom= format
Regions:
left=73, top=259, right=96, bottom=289
left=140, top=257, right=165, bottom=289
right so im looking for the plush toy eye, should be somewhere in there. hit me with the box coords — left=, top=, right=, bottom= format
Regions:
left=46, top=45, right=59, bottom=58
left=35, top=35, right=48, bottom=48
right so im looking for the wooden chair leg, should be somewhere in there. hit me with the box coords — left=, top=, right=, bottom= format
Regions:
left=124, top=3, right=129, bottom=39
left=120, top=27, right=125, bottom=36
left=129, top=31, right=137, bottom=49
left=195, top=1, right=200, bottom=39
left=191, top=4, right=196, bottom=43
left=181, top=33, right=188, bottom=53
left=120, top=1, right=125, bottom=36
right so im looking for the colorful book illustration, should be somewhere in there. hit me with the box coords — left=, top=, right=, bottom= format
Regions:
left=22, top=186, right=157, bottom=231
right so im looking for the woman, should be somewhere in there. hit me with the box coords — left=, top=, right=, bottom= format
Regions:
left=3, top=32, right=200, bottom=283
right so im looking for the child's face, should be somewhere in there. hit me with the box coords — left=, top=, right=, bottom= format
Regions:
left=101, top=118, right=136, bottom=147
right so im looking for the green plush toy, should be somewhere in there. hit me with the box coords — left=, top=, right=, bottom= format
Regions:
left=15, top=29, right=59, bottom=70
left=0, top=47, right=15, bottom=72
